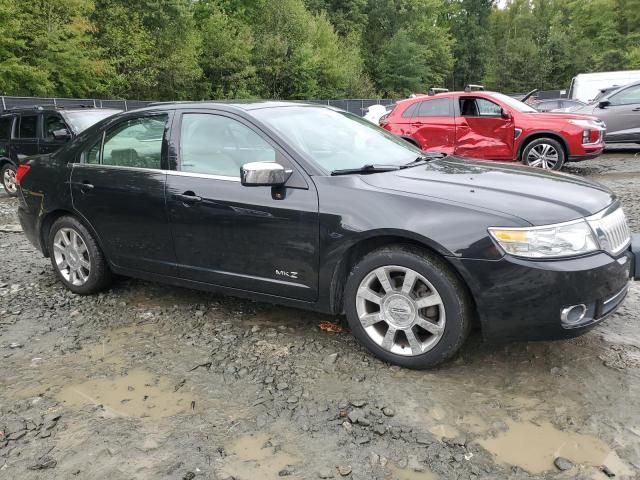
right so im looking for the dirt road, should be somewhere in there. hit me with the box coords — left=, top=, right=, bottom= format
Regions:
left=1, top=150, right=639, bottom=479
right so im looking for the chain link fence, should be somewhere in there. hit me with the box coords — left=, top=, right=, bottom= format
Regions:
left=0, top=96, right=395, bottom=116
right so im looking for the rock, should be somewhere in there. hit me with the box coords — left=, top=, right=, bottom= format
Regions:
left=318, top=469, right=335, bottom=478
left=28, top=456, right=57, bottom=470
left=350, top=400, right=367, bottom=408
left=600, top=465, right=615, bottom=477
left=554, top=457, right=574, bottom=471
left=407, top=455, right=425, bottom=472
left=183, top=473, right=196, bottom=480
left=287, top=396, right=299, bottom=404
left=358, top=417, right=371, bottom=426
left=277, top=382, right=289, bottom=391
left=347, top=411, right=359, bottom=423
left=416, top=434, right=433, bottom=445
left=337, top=465, right=352, bottom=476
left=374, top=424, right=386, bottom=435
left=368, top=452, right=380, bottom=465
left=9, top=342, right=23, bottom=349
left=342, top=421, right=352, bottom=432
left=279, top=466, right=295, bottom=476
left=324, top=353, right=338, bottom=365
left=382, top=407, right=395, bottom=417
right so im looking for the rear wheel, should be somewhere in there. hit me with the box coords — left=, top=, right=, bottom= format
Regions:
left=344, top=245, right=471, bottom=369
left=1, top=163, right=17, bottom=197
left=521, top=137, right=565, bottom=170
left=48, top=216, right=112, bottom=294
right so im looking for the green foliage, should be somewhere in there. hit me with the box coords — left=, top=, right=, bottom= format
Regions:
left=1, top=0, right=640, bottom=99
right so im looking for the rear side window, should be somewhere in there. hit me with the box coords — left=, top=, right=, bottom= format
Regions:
left=416, top=98, right=451, bottom=117
left=401, top=103, right=420, bottom=118
left=18, top=115, right=38, bottom=138
left=0, top=117, right=12, bottom=140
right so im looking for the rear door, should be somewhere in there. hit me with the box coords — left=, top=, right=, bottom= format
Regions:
left=454, top=96, right=514, bottom=160
left=599, top=84, right=640, bottom=142
left=409, top=98, right=455, bottom=154
left=165, top=109, right=319, bottom=301
left=70, top=111, right=176, bottom=275
left=40, top=112, right=71, bottom=154
left=11, top=114, right=40, bottom=161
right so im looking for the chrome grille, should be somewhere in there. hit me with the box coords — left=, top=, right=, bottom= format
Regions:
left=587, top=206, right=631, bottom=255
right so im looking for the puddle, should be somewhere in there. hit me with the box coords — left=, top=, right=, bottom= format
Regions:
left=478, top=419, right=633, bottom=476
left=456, top=415, right=489, bottom=435
left=219, top=433, right=300, bottom=480
left=385, top=464, right=436, bottom=480
left=57, top=368, right=192, bottom=417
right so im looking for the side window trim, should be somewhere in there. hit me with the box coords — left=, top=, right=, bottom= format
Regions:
left=171, top=109, right=308, bottom=189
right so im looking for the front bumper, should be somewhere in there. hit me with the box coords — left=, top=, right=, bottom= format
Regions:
left=450, top=246, right=636, bottom=343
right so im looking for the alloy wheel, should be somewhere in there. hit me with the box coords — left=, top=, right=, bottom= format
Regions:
left=526, top=143, right=559, bottom=169
left=53, top=228, right=91, bottom=286
left=355, top=265, right=446, bottom=356
left=3, top=167, right=17, bottom=194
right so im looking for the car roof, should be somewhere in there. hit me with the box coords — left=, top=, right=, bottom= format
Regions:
left=394, top=91, right=503, bottom=106
left=0, top=106, right=121, bottom=115
left=139, top=100, right=316, bottom=113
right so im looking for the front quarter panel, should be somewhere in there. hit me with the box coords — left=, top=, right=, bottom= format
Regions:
left=313, top=175, right=524, bottom=311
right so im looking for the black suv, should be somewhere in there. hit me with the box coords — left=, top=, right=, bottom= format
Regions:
left=0, top=106, right=120, bottom=196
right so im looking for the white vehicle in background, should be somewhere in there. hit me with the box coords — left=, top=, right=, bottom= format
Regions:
left=569, top=70, right=640, bottom=103
left=364, top=104, right=394, bottom=124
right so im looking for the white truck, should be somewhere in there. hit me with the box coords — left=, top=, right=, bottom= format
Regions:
left=569, top=70, right=640, bottom=103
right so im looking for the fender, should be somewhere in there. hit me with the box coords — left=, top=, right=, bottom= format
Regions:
left=515, top=130, right=569, bottom=160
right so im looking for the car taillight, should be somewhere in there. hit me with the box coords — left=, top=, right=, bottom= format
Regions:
left=15, top=164, right=30, bottom=185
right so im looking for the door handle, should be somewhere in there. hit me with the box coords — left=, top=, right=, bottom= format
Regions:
left=71, top=181, right=94, bottom=190
left=174, top=192, right=202, bottom=203
left=632, top=107, right=640, bottom=111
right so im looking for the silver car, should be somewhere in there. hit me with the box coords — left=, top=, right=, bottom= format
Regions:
left=569, top=80, right=640, bottom=144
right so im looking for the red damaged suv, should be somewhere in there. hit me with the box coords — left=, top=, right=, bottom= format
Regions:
left=380, top=90, right=606, bottom=170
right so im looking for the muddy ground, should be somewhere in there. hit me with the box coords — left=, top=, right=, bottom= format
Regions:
left=1, top=148, right=640, bottom=480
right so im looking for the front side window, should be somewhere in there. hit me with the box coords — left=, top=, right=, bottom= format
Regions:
left=18, top=115, right=38, bottom=138
left=609, top=85, right=640, bottom=105
left=416, top=98, right=451, bottom=117
left=44, top=114, right=67, bottom=140
left=460, top=98, right=503, bottom=117
left=180, top=114, right=276, bottom=178
left=101, top=114, right=168, bottom=169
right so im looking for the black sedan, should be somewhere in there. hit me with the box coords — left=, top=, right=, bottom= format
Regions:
left=15, top=102, right=639, bottom=368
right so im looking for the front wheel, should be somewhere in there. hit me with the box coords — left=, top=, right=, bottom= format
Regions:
left=344, top=245, right=471, bottom=369
left=47, top=216, right=112, bottom=294
left=521, top=138, right=565, bottom=170
left=1, top=163, right=18, bottom=197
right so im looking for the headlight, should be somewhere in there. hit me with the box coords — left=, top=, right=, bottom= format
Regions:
left=568, top=119, right=600, bottom=129
left=488, top=220, right=599, bottom=258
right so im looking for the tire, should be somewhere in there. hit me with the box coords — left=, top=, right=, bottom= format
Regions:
left=1, top=163, right=18, bottom=197
left=47, top=216, right=112, bottom=294
left=521, top=137, right=565, bottom=170
left=344, top=245, right=472, bottom=369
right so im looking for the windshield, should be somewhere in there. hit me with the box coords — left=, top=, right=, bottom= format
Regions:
left=63, top=109, right=121, bottom=133
left=252, top=107, right=422, bottom=172
left=490, top=93, right=537, bottom=113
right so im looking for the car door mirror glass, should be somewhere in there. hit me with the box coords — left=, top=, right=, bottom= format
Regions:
left=241, top=162, right=292, bottom=187
left=52, top=128, right=71, bottom=140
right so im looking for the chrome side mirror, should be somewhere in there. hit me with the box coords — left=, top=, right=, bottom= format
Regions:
left=241, top=162, right=292, bottom=187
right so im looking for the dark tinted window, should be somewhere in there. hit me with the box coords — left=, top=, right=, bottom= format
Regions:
left=44, top=114, right=67, bottom=140
left=0, top=117, right=12, bottom=140
left=401, top=103, right=420, bottom=118
left=416, top=98, right=451, bottom=117
left=102, top=114, right=168, bottom=169
left=18, top=115, right=38, bottom=138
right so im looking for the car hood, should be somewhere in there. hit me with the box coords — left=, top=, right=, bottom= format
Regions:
left=360, top=156, right=615, bottom=226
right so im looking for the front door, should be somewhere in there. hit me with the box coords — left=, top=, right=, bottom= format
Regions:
left=455, top=97, right=514, bottom=160
left=165, top=110, right=319, bottom=301
left=599, top=83, right=640, bottom=143
left=70, top=111, right=176, bottom=275
left=11, top=114, right=40, bottom=161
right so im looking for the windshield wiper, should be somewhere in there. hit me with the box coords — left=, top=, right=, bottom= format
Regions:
left=401, top=152, right=447, bottom=168
left=331, top=164, right=401, bottom=176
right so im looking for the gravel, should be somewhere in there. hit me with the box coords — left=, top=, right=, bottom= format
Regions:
left=1, top=149, right=640, bottom=479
